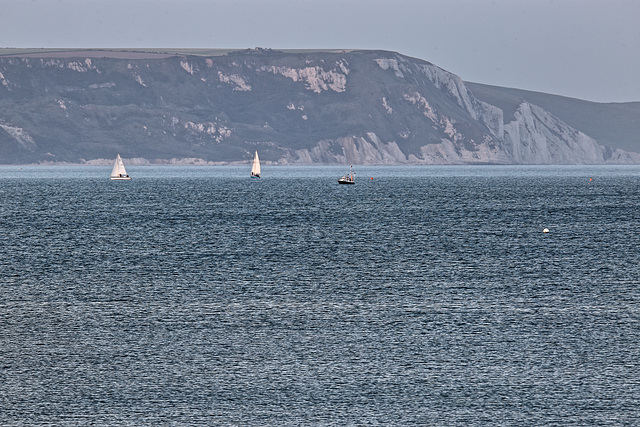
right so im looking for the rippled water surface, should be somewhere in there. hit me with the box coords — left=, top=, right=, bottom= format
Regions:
left=1, top=165, right=639, bottom=425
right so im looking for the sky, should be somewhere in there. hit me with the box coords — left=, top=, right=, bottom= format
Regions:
left=1, top=0, right=639, bottom=103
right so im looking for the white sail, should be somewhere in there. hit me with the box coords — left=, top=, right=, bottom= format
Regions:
left=110, top=154, right=131, bottom=180
left=251, top=151, right=261, bottom=177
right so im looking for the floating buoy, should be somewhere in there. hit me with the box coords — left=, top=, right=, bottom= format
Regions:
left=370, top=177, right=373, bottom=180
left=543, top=228, right=549, bottom=233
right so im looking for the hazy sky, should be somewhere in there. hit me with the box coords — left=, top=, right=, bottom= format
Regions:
left=2, top=0, right=639, bottom=102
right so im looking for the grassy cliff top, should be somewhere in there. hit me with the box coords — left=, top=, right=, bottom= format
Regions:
left=0, top=47, right=354, bottom=58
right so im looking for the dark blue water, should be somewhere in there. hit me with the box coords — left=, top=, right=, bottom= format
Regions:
left=1, top=165, right=639, bottom=425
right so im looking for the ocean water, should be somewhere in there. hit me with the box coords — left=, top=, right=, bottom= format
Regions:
left=1, top=165, right=639, bottom=425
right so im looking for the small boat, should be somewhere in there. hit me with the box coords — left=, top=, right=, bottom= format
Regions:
left=250, top=150, right=261, bottom=178
left=338, top=165, right=355, bottom=184
left=110, top=153, right=131, bottom=180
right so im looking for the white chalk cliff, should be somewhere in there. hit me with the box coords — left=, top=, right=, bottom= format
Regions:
left=0, top=49, right=637, bottom=164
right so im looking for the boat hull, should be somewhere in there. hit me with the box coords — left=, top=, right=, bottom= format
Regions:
left=110, top=176, right=132, bottom=180
left=337, top=179, right=354, bottom=184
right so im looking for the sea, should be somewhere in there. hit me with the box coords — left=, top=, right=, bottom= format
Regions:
left=1, top=164, right=639, bottom=425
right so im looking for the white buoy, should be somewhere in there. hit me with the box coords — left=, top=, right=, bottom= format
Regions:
left=543, top=228, right=549, bottom=233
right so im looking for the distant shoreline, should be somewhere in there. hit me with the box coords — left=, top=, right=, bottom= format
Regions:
left=0, top=159, right=254, bottom=167
left=2, top=162, right=639, bottom=168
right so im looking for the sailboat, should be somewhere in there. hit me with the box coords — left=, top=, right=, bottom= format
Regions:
left=110, top=154, right=131, bottom=180
left=338, top=165, right=355, bottom=184
left=250, top=150, right=261, bottom=178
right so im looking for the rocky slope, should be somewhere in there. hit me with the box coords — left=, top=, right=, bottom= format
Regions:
left=466, top=82, right=640, bottom=154
left=0, top=48, right=637, bottom=164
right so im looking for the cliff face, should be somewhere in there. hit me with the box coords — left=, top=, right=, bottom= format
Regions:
left=0, top=49, right=637, bottom=164
left=466, top=82, right=640, bottom=155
